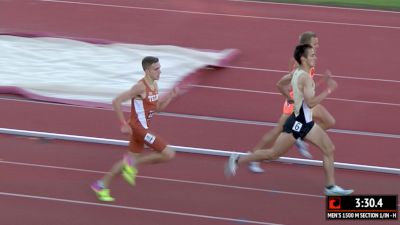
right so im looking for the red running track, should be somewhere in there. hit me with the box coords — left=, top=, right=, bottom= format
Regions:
left=0, top=134, right=399, bottom=225
left=1, top=0, right=400, bottom=78
left=0, top=98, right=399, bottom=168
left=0, top=0, right=399, bottom=225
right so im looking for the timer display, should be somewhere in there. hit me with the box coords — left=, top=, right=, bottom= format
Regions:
left=355, top=197, right=384, bottom=208
left=326, top=195, right=398, bottom=220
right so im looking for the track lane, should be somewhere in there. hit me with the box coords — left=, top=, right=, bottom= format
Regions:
left=166, top=88, right=399, bottom=133
left=0, top=1, right=399, bottom=224
left=1, top=85, right=399, bottom=134
left=1, top=135, right=398, bottom=197
left=39, top=0, right=400, bottom=27
left=0, top=135, right=399, bottom=225
left=194, top=68, right=400, bottom=104
left=0, top=98, right=399, bottom=168
left=0, top=0, right=399, bottom=79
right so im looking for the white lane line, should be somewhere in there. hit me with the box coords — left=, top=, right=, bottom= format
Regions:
left=22, top=1, right=400, bottom=84
left=38, top=0, right=400, bottom=30
left=2, top=160, right=399, bottom=208
left=2, top=128, right=399, bottom=174
left=159, top=112, right=400, bottom=139
left=229, top=0, right=400, bottom=14
left=1, top=82, right=399, bottom=108
left=0, top=191, right=284, bottom=225
left=227, top=66, right=400, bottom=83
left=0, top=160, right=323, bottom=198
left=0, top=97, right=399, bottom=139
left=1, top=161, right=399, bottom=207
left=190, top=85, right=400, bottom=107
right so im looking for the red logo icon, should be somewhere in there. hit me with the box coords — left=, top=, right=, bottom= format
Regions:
left=328, top=197, right=341, bottom=209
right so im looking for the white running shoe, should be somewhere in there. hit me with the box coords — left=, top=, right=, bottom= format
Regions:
left=295, top=138, right=312, bottom=159
left=248, top=161, right=265, bottom=173
left=325, top=185, right=354, bottom=196
left=224, top=153, right=239, bottom=177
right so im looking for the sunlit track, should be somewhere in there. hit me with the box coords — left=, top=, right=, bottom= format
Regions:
left=38, top=0, right=400, bottom=30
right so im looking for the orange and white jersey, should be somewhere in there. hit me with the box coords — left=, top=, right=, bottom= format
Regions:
left=130, top=79, right=158, bottom=129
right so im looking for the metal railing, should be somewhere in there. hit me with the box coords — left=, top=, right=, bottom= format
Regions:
left=1, top=127, right=398, bottom=175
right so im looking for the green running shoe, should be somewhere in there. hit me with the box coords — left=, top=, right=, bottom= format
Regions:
left=91, top=181, right=115, bottom=202
left=122, top=164, right=138, bottom=186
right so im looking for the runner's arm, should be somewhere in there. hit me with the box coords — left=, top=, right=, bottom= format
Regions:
left=276, top=73, right=293, bottom=102
left=303, top=73, right=336, bottom=108
left=157, top=87, right=179, bottom=111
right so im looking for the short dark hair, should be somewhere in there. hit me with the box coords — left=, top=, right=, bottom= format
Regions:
left=299, top=31, right=317, bottom=45
left=293, top=44, right=313, bottom=65
left=142, top=56, right=159, bottom=71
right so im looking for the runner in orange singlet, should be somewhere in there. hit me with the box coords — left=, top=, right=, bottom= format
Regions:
left=249, top=32, right=335, bottom=173
left=91, top=56, right=178, bottom=201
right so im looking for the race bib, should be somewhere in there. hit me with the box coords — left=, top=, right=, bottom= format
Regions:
left=292, top=121, right=303, bottom=132
left=144, top=133, right=156, bottom=144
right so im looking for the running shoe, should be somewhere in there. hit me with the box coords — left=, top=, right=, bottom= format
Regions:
left=248, top=161, right=265, bottom=173
left=224, top=153, right=239, bottom=177
left=121, top=154, right=138, bottom=186
left=91, top=181, right=115, bottom=202
left=295, top=138, right=312, bottom=159
left=325, top=185, right=354, bottom=196
left=122, top=164, right=138, bottom=186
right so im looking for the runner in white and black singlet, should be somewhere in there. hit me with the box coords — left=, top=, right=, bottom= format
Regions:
left=225, top=44, right=354, bottom=196
left=282, top=67, right=315, bottom=140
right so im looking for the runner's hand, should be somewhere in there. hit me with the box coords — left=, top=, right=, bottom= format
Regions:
left=120, top=123, right=132, bottom=135
left=323, top=70, right=338, bottom=93
left=171, top=87, right=180, bottom=98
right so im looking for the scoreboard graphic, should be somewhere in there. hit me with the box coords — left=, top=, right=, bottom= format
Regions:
left=326, top=195, right=398, bottom=220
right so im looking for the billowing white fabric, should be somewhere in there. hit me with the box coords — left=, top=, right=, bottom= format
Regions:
left=0, top=35, right=237, bottom=106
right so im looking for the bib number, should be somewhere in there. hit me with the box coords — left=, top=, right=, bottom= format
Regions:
left=292, top=121, right=303, bottom=132
left=144, top=133, right=156, bottom=144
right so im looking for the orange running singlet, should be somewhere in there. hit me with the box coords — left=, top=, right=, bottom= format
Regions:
left=130, top=79, right=158, bottom=129
left=129, top=79, right=167, bottom=153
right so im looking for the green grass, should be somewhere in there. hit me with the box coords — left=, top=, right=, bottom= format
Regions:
left=257, top=0, right=400, bottom=11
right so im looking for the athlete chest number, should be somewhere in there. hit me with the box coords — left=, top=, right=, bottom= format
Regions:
left=292, top=121, right=303, bottom=132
